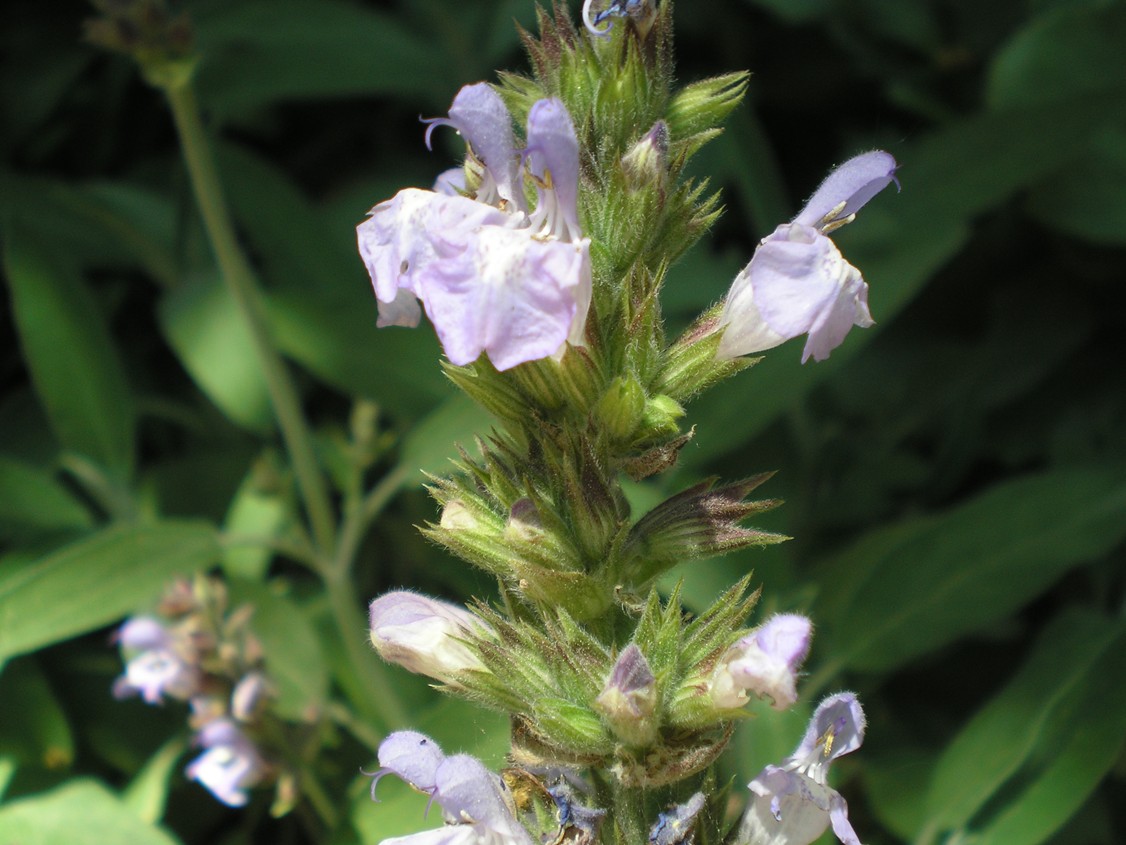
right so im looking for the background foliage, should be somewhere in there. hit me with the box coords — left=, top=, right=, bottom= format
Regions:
left=2, top=0, right=1125, bottom=843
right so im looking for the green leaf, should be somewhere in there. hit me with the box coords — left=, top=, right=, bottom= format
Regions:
left=1026, top=127, right=1126, bottom=246
left=121, top=738, right=187, bottom=825
left=815, top=468, right=1126, bottom=672
left=0, top=522, right=221, bottom=663
left=214, top=142, right=451, bottom=417
left=987, top=3, right=1126, bottom=109
left=158, top=274, right=273, bottom=431
left=227, top=580, right=328, bottom=719
left=399, top=394, right=497, bottom=484
left=2, top=221, right=135, bottom=477
left=0, top=779, right=182, bottom=845
left=923, top=611, right=1126, bottom=845
left=0, top=456, right=92, bottom=538
left=221, top=463, right=289, bottom=581
left=192, top=0, right=451, bottom=117
left=0, top=657, right=74, bottom=770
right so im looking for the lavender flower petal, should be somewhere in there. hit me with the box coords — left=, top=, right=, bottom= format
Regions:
left=525, top=98, right=582, bottom=243
left=425, top=83, right=523, bottom=212
left=792, top=151, right=899, bottom=230
left=186, top=719, right=265, bottom=807
left=419, top=225, right=591, bottom=371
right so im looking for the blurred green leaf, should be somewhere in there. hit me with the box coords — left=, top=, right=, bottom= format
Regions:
left=0, top=456, right=92, bottom=539
left=987, top=3, right=1126, bottom=109
left=815, top=468, right=1126, bottom=672
left=0, top=522, right=221, bottom=663
left=158, top=273, right=274, bottom=431
left=215, top=143, right=451, bottom=417
left=121, top=738, right=186, bottom=825
left=1026, top=127, right=1126, bottom=246
left=0, top=779, right=182, bottom=845
left=2, top=221, right=136, bottom=477
left=923, top=611, right=1126, bottom=845
left=192, top=0, right=452, bottom=117
left=0, top=657, right=74, bottom=771
left=227, top=580, right=328, bottom=719
left=398, top=394, right=496, bottom=484
left=221, top=462, right=289, bottom=581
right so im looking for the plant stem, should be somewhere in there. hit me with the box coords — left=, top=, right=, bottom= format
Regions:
left=162, top=80, right=336, bottom=560
left=324, top=568, right=410, bottom=731
left=333, top=464, right=410, bottom=577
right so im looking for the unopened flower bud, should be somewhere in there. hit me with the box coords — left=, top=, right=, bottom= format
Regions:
left=231, top=672, right=272, bottom=721
left=621, top=122, right=669, bottom=189
left=369, top=591, right=491, bottom=683
left=506, top=498, right=544, bottom=542
left=595, top=644, right=659, bottom=747
left=711, top=614, right=812, bottom=710
left=439, top=499, right=477, bottom=530
left=595, top=375, right=646, bottom=441
left=665, top=72, right=749, bottom=138
left=639, top=393, right=685, bottom=440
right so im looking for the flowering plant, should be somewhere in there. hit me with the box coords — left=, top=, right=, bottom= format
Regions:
left=11, top=0, right=1124, bottom=844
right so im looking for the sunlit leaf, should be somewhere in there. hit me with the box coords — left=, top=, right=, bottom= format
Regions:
left=0, top=522, right=221, bottom=662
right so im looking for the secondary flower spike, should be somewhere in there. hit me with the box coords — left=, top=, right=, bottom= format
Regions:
left=718, top=151, right=899, bottom=363
left=737, top=692, right=866, bottom=845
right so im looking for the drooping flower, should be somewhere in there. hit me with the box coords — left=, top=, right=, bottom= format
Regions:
left=710, top=614, right=813, bottom=711
left=373, top=732, right=534, bottom=845
left=112, top=616, right=199, bottom=705
left=737, top=693, right=866, bottom=845
left=369, top=591, right=492, bottom=683
left=717, top=151, right=899, bottom=363
left=356, top=86, right=592, bottom=371
left=186, top=719, right=266, bottom=807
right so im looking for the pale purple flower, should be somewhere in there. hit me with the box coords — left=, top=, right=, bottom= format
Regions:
left=112, top=616, right=199, bottom=705
left=369, top=591, right=492, bottom=683
left=357, top=89, right=592, bottom=371
left=418, top=224, right=591, bottom=371
left=186, top=719, right=265, bottom=807
left=711, top=614, right=813, bottom=711
left=737, top=693, right=866, bottom=845
left=718, top=151, right=899, bottom=363
left=650, top=792, right=706, bottom=845
left=581, top=0, right=653, bottom=37
left=424, top=83, right=524, bottom=213
left=373, top=732, right=533, bottom=845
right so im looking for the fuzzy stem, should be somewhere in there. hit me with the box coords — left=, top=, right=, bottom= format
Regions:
left=162, top=80, right=336, bottom=560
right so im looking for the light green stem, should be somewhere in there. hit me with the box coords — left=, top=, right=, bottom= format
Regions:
left=325, top=570, right=410, bottom=731
left=333, top=464, right=410, bottom=577
left=162, top=81, right=336, bottom=560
